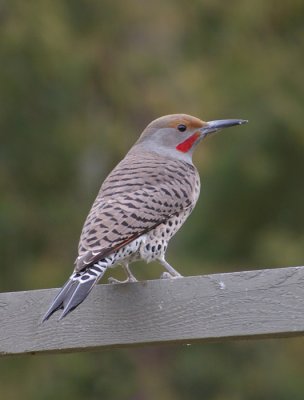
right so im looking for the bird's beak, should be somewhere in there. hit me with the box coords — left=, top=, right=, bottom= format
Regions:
left=201, top=119, right=248, bottom=137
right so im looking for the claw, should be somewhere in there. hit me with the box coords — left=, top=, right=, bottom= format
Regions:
left=108, top=263, right=138, bottom=284
left=108, top=276, right=138, bottom=284
left=160, top=272, right=182, bottom=280
left=158, top=258, right=183, bottom=278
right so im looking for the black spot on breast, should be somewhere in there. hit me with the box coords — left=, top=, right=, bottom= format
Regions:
left=151, top=246, right=155, bottom=252
left=157, top=244, right=161, bottom=251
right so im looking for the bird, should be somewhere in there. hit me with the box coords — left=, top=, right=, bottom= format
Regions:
left=43, top=114, right=248, bottom=321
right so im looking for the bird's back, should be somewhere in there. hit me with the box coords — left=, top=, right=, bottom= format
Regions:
left=76, top=150, right=200, bottom=271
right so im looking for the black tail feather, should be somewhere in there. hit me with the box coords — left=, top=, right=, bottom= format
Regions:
left=42, top=262, right=108, bottom=322
left=42, top=279, right=75, bottom=322
left=59, top=278, right=97, bottom=320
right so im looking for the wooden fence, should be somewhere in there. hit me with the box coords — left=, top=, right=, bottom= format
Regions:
left=1, top=265, right=304, bottom=357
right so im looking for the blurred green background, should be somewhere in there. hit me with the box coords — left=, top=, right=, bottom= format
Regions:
left=1, top=0, right=304, bottom=399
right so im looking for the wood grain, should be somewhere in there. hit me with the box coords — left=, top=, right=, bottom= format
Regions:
left=1, top=265, right=304, bottom=356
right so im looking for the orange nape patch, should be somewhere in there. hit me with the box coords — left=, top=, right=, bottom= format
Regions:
left=176, top=132, right=200, bottom=153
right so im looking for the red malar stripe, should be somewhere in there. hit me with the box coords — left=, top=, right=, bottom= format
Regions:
left=176, top=132, right=200, bottom=153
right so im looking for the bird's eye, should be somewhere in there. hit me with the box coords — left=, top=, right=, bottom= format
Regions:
left=177, top=124, right=187, bottom=132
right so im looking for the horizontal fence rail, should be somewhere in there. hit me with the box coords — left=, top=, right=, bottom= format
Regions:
left=1, top=265, right=304, bottom=357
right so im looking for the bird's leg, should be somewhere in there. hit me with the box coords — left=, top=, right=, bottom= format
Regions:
left=123, top=264, right=138, bottom=282
left=159, top=258, right=183, bottom=279
left=108, top=263, right=138, bottom=284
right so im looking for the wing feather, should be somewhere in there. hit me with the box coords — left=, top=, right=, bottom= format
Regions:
left=75, top=152, right=199, bottom=271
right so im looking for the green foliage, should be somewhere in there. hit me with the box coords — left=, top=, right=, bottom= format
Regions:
left=0, top=0, right=303, bottom=398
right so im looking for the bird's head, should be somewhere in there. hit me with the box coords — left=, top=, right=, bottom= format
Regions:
left=134, top=114, right=248, bottom=161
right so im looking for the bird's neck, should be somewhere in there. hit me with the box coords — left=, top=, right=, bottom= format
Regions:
left=129, top=142, right=194, bottom=164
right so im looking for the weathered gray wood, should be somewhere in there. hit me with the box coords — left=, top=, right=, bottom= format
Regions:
left=1, top=265, right=304, bottom=357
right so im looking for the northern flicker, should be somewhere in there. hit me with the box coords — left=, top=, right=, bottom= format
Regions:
left=43, top=114, right=247, bottom=321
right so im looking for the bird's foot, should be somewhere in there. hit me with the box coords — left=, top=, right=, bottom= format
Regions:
left=108, top=276, right=138, bottom=284
left=160, top=272, right=183, bottom=280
